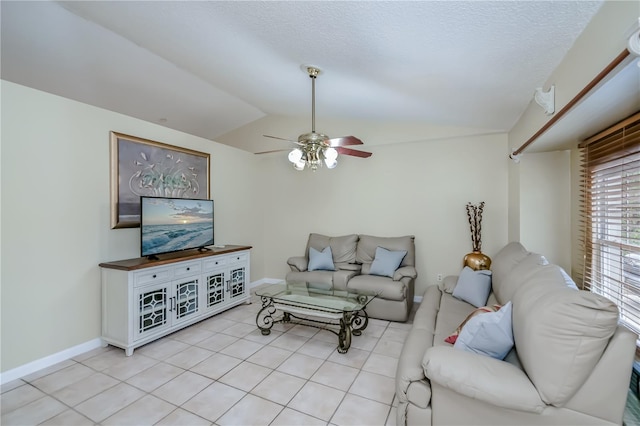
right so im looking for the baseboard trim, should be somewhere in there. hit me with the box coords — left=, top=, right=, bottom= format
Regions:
left=250, top=278, right=282, bottom=289
left=0, top=338, right=103, bottom=385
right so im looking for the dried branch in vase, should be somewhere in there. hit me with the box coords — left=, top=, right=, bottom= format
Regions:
left=466, top=201, right=485, bottom=252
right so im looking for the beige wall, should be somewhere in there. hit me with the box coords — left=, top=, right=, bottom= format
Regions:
left=519, top=151, right=572, bottom=270
left=257, top=133, right=510, bottom=296
left=0, top=81, right=261, bottom=372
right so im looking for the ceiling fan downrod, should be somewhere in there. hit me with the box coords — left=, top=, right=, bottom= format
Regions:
left=307, top=66, right=320, bottom=135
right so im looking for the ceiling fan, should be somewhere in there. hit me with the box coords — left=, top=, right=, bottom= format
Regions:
left=257, top=65, right=372, bottom=171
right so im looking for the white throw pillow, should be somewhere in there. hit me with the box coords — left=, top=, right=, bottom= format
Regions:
left=369, top=246, right=407, bottom=278
left=452, top=266, right=492, bottom=308
left=454, top=301, right=514, bottom=360
left=308, top=246, right=335, bottom=271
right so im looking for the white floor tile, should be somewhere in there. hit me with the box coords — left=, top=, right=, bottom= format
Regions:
left=102, top=394, right=175, bottom=426
left=271, top=407, right=328, bottom=426
left=331, top=393, right=390, bottom=426
left=181, top=381, right=245, bottom=422
left=156, top=408, right=213, bottom=426
left=0, top=384, right=46, bottom=414
left=218, top=361, right=272, bottom=392
left=189, top=352, right=242, bottom=380
left=52, top=372, right=119, bottom=406
left=1, top=396, right=67, bottom=425
left=288, top=381, right=345, bottom=421
left=216, top=394, right=283, bottom=426
left=151, top=371, right=212, bottom=406
left=247, top=345, right=293, bottom=369
left=251, top=370, right=306, bottom=405
left=276, top=353, right=324, bottom=379
left=310, top=361, right=359, bottom=391
left=349, top=371, right=396, bottom=404
left=75, top=382, right=145, bottom=423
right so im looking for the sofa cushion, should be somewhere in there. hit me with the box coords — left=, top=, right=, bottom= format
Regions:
left=306, top=233, right=358, bottom=264
left=493, top=252, right=548, bottom=304
left=356, top=235, right=415, bottom=267
left=452, top=266, right=492, bottom=307
left=308, top=246, right=335, bottom=271
left=445, top=304, right=501, bottom=344
left=370, top=246, right=407, bottom=277
left=512, top=264, right=619, bottom=406
left=453, top=301, right=514, bottom=360
left=490, top=241, right=529, bottom=293
left=434, top=293, right=477, bottom=347
left=347, top=274, right=407, bottom=301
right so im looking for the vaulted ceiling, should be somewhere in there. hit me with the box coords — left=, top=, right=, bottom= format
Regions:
left=2, top=1, right=612, bottom=154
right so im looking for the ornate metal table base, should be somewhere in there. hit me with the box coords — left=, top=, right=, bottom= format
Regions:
left=256, top=295, right=369, bottom=353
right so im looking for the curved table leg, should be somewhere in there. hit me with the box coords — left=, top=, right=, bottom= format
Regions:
left=256, top=296, right=276, bottom=335
left=338, top=315, right=352, bottom=354
left=351, top=309, right=369, bottom=336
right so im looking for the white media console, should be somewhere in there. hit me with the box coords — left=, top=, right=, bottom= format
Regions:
left=99, top=245, right=251, bottom=355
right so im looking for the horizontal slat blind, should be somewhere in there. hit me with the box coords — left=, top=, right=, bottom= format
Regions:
left=580, top=112, right=640, bottom=336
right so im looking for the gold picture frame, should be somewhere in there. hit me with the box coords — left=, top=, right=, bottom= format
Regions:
left=110, top=131, right=210, bottom=229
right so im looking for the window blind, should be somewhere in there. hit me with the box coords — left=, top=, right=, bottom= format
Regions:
left=579, top=111, right=640, bottom=336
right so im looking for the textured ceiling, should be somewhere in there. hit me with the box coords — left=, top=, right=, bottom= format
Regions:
left=1, top=1, right=607, bottom=152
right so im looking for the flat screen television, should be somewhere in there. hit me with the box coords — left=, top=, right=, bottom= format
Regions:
left=140, top=196, right=214, bottom=259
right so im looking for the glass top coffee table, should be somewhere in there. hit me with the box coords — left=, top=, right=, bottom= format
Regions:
left=255, top=281, right=378, bottom=353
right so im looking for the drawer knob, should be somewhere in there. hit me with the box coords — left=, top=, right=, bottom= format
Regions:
left=187, top=267, right=190, bottom=271
left=237, top=257, right=240, bottom=260
left=215, top=261, right=219, bottom=265
left=152, top=274, right=157, bottom=278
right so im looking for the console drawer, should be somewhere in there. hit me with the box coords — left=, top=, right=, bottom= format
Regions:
left=228, top=252, right=248, bottom=264
left=133, top=267, right=172, bottom=287
left=203, top=257, right=227, bottom=271
left=173, top=261, right=201, bottom=278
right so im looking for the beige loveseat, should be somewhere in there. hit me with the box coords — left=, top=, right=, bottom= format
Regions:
left=396, top=241, right=637, bottom=425
left=286, top=233, right=416, bottom=322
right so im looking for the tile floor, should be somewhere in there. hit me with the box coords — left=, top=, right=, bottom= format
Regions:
left=1, top=286, right=414, bottom=426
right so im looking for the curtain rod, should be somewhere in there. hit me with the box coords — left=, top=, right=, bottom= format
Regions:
left=511, top=49, right=631, bottom=158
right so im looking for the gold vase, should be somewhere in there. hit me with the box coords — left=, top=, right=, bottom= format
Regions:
left=463, top=251, right=492, bottom=271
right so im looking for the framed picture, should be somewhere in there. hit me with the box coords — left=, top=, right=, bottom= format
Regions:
left=110, top=131, right=210, bottom=229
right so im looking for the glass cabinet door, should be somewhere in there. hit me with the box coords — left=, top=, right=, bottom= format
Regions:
left=134, top=283, right=171, bottom=340
left=173, top=278, right=200, bottom=325
left=229, top=265, right=246, bottom=300
left=204, top=269, right=226, bottom=312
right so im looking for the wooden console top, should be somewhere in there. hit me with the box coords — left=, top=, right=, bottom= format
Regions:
left=99, top=245, right=252, bottom=271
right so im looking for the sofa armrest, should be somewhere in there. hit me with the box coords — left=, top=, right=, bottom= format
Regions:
left=287, top=256, right=308, bottom=272
left=393, top=265, right=417, bottom=281
left=423, top=346, right=544, bottom=414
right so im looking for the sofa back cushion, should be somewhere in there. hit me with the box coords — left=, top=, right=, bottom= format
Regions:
left=490, top=242, right=529, bottom=291
left=306, top=233, right=358, bottom=264
left=512, top=264, right=619, bottom=406
left=493, top=252, right=548, bottom=304
left=356, top=235, right=415, bottom=267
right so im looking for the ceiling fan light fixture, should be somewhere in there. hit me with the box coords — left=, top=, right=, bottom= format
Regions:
left=324, top=158, right=338, bottom=169
left=259, top=65, right=371, bottom=169
left=288, top=148, right=303, bottom=163
left=324, top=147, right=338, bottom=161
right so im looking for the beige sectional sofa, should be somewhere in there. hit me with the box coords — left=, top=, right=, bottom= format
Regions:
left=396, top=241, right=638, bottom=425
left=286, top=233, right=417, bottom=322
